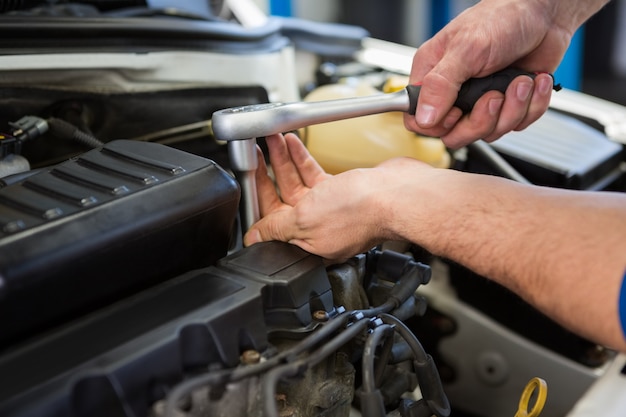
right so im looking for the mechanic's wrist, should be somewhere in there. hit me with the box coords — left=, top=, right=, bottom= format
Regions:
left=539, top=0, right=610, bottom=35
left=374, top=158, right=452, bottom=251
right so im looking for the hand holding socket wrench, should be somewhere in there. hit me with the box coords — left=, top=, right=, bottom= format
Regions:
left=212, top=68, right=558, bottom=231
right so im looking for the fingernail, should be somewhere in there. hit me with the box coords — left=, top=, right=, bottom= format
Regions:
left=417, top=104, right=437, bottom=126
left=538, top=77, right=552, bottom=96
left=244, top=229, right=261, bottom=246
left=489, top=98, right=504, bottom=115
left=517, top=81, right=532, bottom=101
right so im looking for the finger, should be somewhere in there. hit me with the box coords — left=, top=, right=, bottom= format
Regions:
left=405, top=51, right=486, bottom=137
left=404, top=106, right=464, bottom=139
left=244, top=208, right=298, bottom=246
left=410, top=40, right=483, bottom=131
left=482, top=75, right=534, bottom=142
left=439, top=90, right=505, bottom=148
left=514, top=73, right=553, bottom=131
left=255, top=146, right=283, bottom=217
left=414, top=71, right=461, bottom=129
left=266, top=133, right=307, bottom=206
left=284, top=133, right=330, bottom=188
left=266, top=133, right=294, bottom=174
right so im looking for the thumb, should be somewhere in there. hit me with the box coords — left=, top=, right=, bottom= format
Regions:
left=243, top=210, right=297, bottom=247
left=416, top=74, right=457, bottom=126
left=410, top=30, right=483, bottom=128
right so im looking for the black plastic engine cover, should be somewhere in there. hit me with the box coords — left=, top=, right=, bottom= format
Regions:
left=0, top=140, right=240, bottom=349
left=219, top=241, right=334, bottom=329
left=0, top=264, right=268, bottom=417
left=0, top=241, right=331, bottom=417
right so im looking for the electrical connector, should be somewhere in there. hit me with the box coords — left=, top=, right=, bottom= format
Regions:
left=0, top=133, right=21, bottom=159
left=9, top=115, right=49, bottom=142
left=5, top=115, right=104, bottom=152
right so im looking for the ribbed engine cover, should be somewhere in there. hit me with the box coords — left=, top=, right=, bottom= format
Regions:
left=0, top=140, right=240, bottom=349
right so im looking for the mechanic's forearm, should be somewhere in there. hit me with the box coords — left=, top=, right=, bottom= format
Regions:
left=385, top=167, right=626, bottom=350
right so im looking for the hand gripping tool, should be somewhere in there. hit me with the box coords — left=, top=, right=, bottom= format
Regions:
left=212, top=68, right=557, bottom=231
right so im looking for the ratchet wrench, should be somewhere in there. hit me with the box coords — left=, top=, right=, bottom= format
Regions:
left=213, top=68, right=555, bottom=140
left=212, top=68, right=556, bottom=231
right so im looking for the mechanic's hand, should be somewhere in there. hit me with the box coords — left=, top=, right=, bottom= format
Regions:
left=404, top=0, right=575, bottom=148
left=244, top=133, right=413, bottom=260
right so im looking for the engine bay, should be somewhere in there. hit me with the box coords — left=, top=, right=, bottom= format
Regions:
left=1, top=2, right=626, bottom=417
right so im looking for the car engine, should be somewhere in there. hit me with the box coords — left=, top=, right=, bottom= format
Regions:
left=0, top=139, right=449, bottom=417
left=0, top=143, right=445, bottom=416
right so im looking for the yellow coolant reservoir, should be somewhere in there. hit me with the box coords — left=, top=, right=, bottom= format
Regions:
left=299, top=80, right=450, bottom=175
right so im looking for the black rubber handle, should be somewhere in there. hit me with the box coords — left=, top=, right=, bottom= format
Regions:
left=406, top=68, right=559, bottom=115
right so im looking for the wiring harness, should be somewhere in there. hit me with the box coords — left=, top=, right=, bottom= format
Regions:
left=163, top=249, right=451, bottom=417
